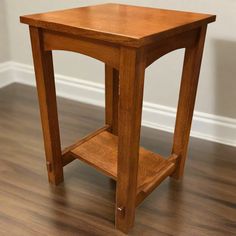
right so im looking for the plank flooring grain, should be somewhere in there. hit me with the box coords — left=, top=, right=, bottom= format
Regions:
left=0, top=83, right=235, bottom=236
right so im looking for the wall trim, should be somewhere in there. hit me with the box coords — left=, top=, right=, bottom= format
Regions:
left=0, top=61, right=15, bottom=87
left=0, top=61, right=236, bottom=147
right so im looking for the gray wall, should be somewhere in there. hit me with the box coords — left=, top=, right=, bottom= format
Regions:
left=2, top=0, right=236, bottom=119
left=0, top=0, right=10, bottom=62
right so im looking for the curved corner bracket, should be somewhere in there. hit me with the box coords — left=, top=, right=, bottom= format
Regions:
left=145, top=28, right=200, bottom=68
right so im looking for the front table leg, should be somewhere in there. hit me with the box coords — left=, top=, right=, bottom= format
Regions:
left=115, top=47, right=146, bottom=233
left=172, top=26, right=207, bottom=179
left=29, top=26, right=64, bottom=185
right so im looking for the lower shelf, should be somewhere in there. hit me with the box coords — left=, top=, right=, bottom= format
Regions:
left=67, top=130, right=176, bottom=194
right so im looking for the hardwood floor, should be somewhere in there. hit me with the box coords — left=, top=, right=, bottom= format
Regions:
left=0, top=83, right=235, bottom=236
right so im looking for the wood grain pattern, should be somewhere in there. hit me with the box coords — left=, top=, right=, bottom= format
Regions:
left=62, top=125, right=110, bottom=166
left=105, top=65, right=119, bottom=135
left=21, top=4, right=216, bottom=233
left=145, top=28, right=199, bottom=67
left=29, top=26, right=63, bottom=185
left=115, top=47, right=146, bottom=233
left=44, top=30, right=120, bottom=69
left=136, top=163, right=175, bottom=206
left=171, top=26, right=207, bottom=179
left=0, top=84, right=235, bottom=236
left=20, top=3, right=215, bottom=47
left=68, top=131, right=175, bottom=194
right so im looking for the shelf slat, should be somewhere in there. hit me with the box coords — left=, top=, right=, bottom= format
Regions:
left=69, top=131, right=176, bottom=194
left=62, top=125, right=110, bottom=166
left=70, top=130, right=118, bottom=179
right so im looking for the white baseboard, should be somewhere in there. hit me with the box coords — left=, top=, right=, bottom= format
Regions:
left=1, top=61, right=236, bottom=147
left=0, top=62, right=15, bottom=87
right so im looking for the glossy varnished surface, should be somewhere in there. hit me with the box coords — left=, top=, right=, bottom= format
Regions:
left=70, top=130, right=174, bottom=193
left=20, top=3, right=215, bottom=46
left=21, top=4, right=216, bottom=232
left=0, top=84, right=235, bottom=235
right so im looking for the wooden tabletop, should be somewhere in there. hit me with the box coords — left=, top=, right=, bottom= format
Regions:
left=20, top=3, right=216, bottom=46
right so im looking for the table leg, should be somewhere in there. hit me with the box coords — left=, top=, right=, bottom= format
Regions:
left=172, top=26, right=207, bottom=179
left=29, top=26, right=63, bottom=185
left=115, top=47, right=145, bottom=233
left=105, top=65, right=119, bottom=135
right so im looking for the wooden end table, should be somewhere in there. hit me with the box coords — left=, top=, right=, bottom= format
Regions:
left=20, top=3, right=215, bottom=233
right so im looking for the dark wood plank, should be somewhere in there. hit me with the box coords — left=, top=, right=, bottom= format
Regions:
left=0, top=84, right=235, bottom=236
